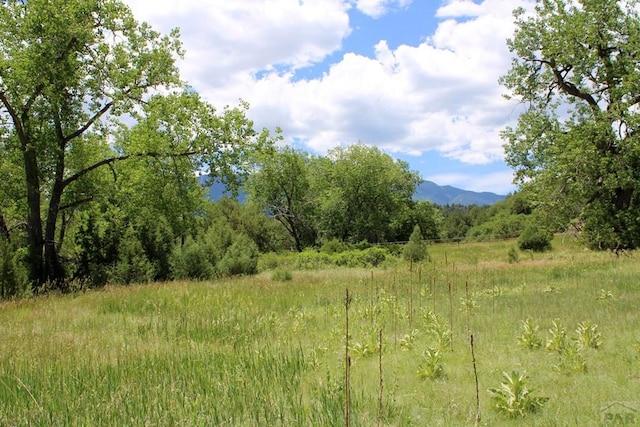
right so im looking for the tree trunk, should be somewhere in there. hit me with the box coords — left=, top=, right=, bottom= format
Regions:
left=0, top=211, right=9, bottom=242
left=23, top=144, right=45, bottom=291
left=44, top=174, right=66, bottom=288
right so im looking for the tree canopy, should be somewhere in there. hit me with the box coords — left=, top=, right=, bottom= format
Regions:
left=0, top=0, right=275, bottom=290
left=247, top=143, right=426, bottom=248
left=501, top=0, right=640, bottom=250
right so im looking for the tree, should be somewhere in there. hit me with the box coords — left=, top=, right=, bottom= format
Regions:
left=0, top=0, right=274, bottom=290
left=501, top=0, right=640, bottom=250
left=393, top=200, right=442, bottom=242
left=314, top=144, right=421, bottom=243
left=403, top=224, right=427, bottom=263
left=246, top=147, right=317, bottom=251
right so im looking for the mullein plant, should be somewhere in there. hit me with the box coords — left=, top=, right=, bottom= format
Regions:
left=517, top=319, right=542, bottom=350
left=488, top=371, right=549, bottom=418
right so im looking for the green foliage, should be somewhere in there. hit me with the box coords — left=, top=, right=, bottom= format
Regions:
left=488, top=371, right=549, bottom=418
left=74, top=211, right=116, bottom=287
left=467, top=212, right=527, bottom=242
left=320, top=238, right=348, bottom=254
left=0, top=0, right=275, bottom=291
left=394, top=200, right=442, bottom=242
left=0, top=238, right=28, bottom=298
left=438, top=204, right=478, bottom=241
left=508, top=246, right=520, bottom=263
left=552, top=342, right=587, bottom=374
left=3, top=238, right=640, bottom=423
left=421, top=310, right=452, bottom=352
left=109, top=228, right=155, bottom=285
left=417, top=347, right=445, bottom=380
left=597, top=289, right=614, bottom=301
left=501, top=0, right=640, bottom=250
left=403, top=225, right=427, bottom=262
left=246, top=147, right=316, bottom=251
left=135, top=214, right=175, bottom=281
left=399, top=329, right=419, bottom=351
left=518, top=225, right=553, bottom=252
left=574, top=321, right=602, bottom=350
left=169, top=237, right=216, bottom=281
left=517, top=319, right=542, bottom=350
left=313, top=144, right=421, bottom=244
left=217, top=235, right=259, bottom=277
left=271, top=269, right=292, bottom=282
left=545, top=319, right=568, bottom=353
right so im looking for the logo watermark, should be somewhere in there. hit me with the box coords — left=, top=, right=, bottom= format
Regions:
left=601, top=401, right=639, bottom=425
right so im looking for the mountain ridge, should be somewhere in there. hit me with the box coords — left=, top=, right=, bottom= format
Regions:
left=414, top=180, right=506, bottom=206
left=200, top=176, right=506, bottom=206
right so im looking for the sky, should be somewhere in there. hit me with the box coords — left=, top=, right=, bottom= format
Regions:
left=123, top=0, right=534, bottom=195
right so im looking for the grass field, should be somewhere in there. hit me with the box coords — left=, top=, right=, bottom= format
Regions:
left=1, top=236, right=639, bottom=425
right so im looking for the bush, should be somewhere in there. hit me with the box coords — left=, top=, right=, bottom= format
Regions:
left=218, top=235, right=259, bottom=277
left=109, top=228, right=155, bottom=285
left=0, top=238, right=28, bottom=299
left=518, top=225, right=553, bottom=252
left=320, top=238, right=347, bottom=254
left=170, top=237, right=216, bottom=280
left=403, top=225, right=427, bottom=262
left=359, top=247, right=386, bottom=267
left=271, top=269, right=292, bottom=281
left=508, top=246, right=520, bottom=263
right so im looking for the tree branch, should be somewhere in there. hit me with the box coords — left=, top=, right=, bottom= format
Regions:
left=60, top=196, right=94, bottom=212
left=0, top=91, right=26, bottom=142
left=550, top=59, right=599, bottom=109
left=61, top=150, right=198, bottom=189
left=64, top=101, right=113, bottom=142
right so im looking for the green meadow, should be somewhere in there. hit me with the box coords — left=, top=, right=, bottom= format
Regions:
left=1, top=237, right=639, bottom=426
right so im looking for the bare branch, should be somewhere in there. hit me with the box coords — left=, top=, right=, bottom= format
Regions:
left=550, top=59, right=599, bottom=109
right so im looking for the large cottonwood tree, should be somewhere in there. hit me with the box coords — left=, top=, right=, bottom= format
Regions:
left=246, top=147, right=317, bottom=251
left=314, top=144, right=421, bottom=243
left=501, top=0, right=640, bottom=250
left=0, top=0, right=273, bottom=290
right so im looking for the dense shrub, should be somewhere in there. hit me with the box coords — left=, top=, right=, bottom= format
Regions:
left=218, top=235, right=259, bottom=276
left=271, top=269, right=292, bottom=281
left=518, top=225, right=553, bottom=252
left=467, top=213, right=527, bottom=242
left=359, top=247, right=387, bottom=267
left=0, top=238, right=28, bottom=298
left=109, top=228, right=155, bottom=285
left=320, top=238, right=348, bottom=254
left=403, top=225, right=427, bottom=262
left=170, top=237, right=216, bottom=280
left=508, top=246, right=520, bottom=263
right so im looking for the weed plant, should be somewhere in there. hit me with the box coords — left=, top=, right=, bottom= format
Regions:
left=0, top=236, right=639, bottom=425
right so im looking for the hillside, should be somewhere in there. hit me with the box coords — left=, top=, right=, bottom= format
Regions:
left=413, top=180, right=506, bottom=205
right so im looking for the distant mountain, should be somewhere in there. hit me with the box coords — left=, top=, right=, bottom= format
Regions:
left=414, top=180, right=506, bottom=206
left=199, top=176, right=506, bottom=206
left=198, top=176, right=247, bottom=203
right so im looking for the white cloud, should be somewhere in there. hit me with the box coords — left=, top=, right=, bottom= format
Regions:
left=352, top=0, right=413, bottom=18
left=122, top=0, right=532, bottom=192
left=436, top=0, right=483, bottom=18
left=125, top=0, right=351, bottom=89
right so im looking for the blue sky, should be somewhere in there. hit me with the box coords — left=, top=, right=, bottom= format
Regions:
left=124, top=0, right=533, bottom=194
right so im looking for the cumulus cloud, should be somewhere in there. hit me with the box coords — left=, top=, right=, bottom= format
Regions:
left=352, top=0, right=413, bottom=18
left=125, top=0, right=351, bottom=88
left=123, top=0, right=533, bottom=192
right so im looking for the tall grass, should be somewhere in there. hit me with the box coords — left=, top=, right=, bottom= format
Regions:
left=1, top=236, right=639, bottom=425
